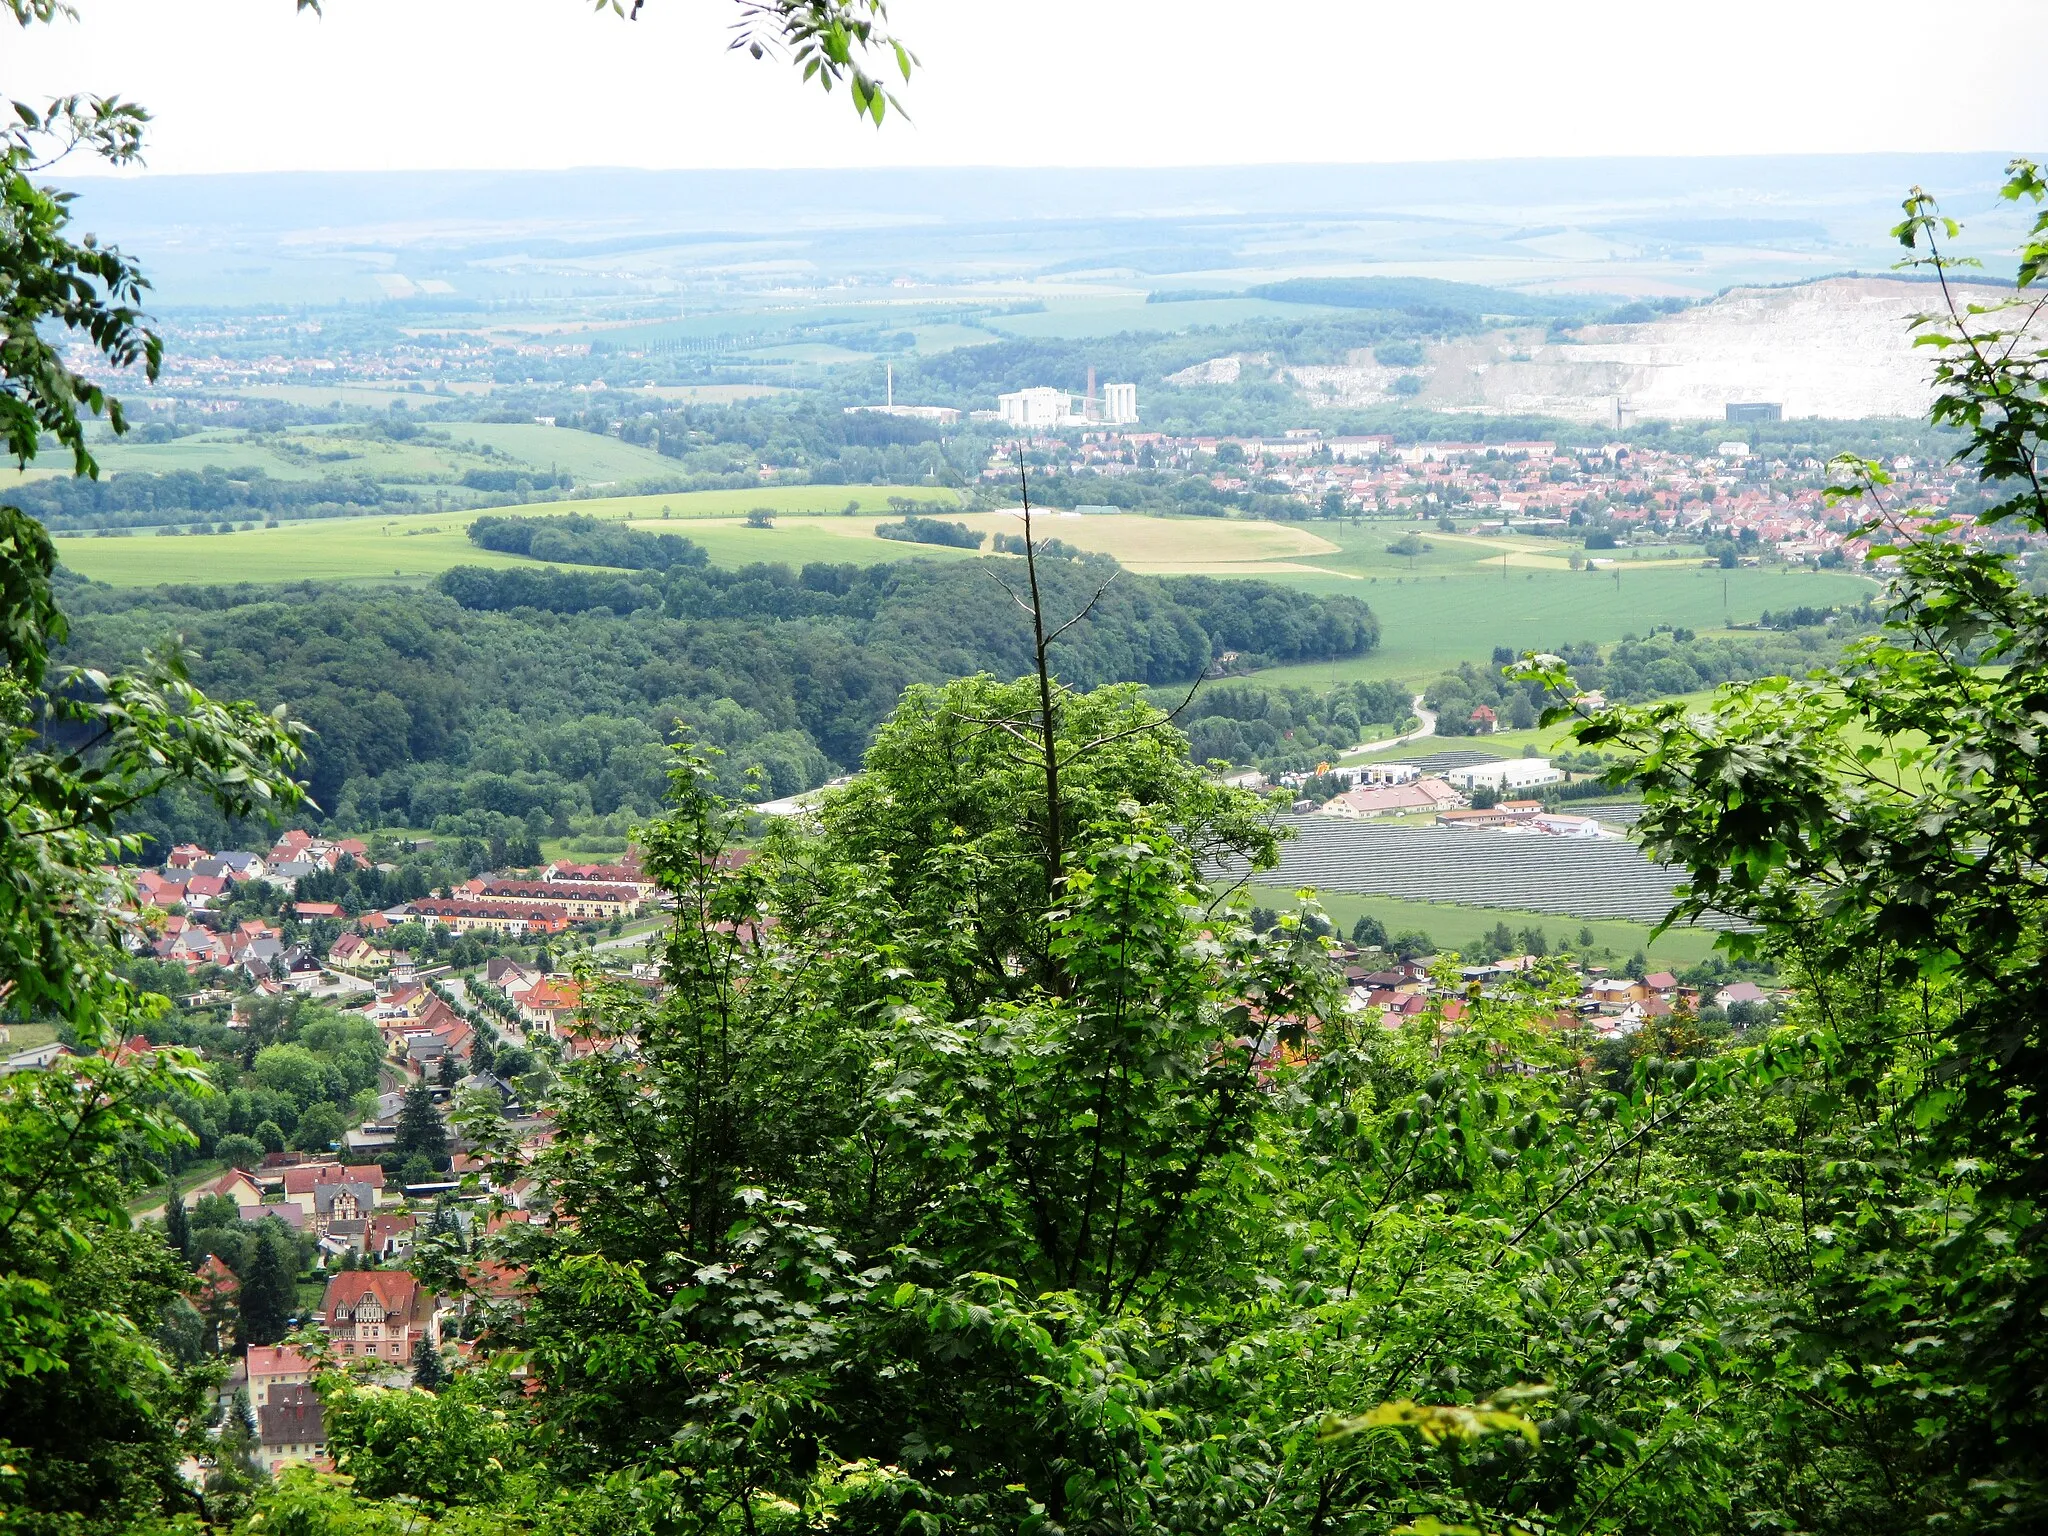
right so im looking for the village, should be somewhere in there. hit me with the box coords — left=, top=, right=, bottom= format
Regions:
left=983, top=428, right=2021, bottom=567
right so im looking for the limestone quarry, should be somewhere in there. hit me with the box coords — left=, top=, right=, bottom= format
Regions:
left=1260, top=276, right=2023, bottom=422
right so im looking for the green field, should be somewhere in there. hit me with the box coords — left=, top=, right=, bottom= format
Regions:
left=1241, top=886, right=1725, bottom=968
left=984, top=295, right=1339, bottom=338
left=439, top=423, right=680, bottom=482
left=1244, top=551, right=1877, bottom=687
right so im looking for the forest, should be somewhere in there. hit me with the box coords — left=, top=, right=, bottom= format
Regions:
left=54, top=554, right=1377, bottom=849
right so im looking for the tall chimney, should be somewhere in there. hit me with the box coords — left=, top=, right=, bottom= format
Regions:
left=887, top=363, right=894, bottom=408
left=1087, top=365, right=1097, bottom=405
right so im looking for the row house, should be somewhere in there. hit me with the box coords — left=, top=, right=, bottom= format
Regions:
left=472, top=878, right=642, bottom=922
left=544, top=860, right=654, bottom=897
left=410, top=897, right=570, bottom=936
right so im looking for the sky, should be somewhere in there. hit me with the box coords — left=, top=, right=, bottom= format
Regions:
left=10, top=0, right=2047, bottom=176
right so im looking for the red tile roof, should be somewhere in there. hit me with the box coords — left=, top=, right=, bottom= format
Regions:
left=247, top=1344, right=314, bottom=1378
left=283, top=1163, right=386, bottom=1196
left=320, top=1270, right=420, bottom=1323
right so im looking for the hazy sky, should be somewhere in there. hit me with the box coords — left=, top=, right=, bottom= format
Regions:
left=12, top=0, right=2047, bottom=176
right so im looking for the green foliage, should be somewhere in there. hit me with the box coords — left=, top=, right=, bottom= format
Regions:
left=1513, top=159, right=2048, bottom=1529
left=237, top=1227, right=297, bottom=1346
left=324, top=1380, right=512, bottom=1507
left=59, top=557, right=1373, bottom=839
left=396, top=1081, right=448, bottom=1163
left=873, top=512, right=984, bottom=548
left=466, top=511, right=709, bottom=571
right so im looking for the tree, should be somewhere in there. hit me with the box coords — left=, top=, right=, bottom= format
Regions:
left=214, top=1133, right=264, bottom=1170
left=436, top=1053, right=459, bottom=1088
left=291, top=1101, right=345, bottom=1153
left=410, top=1336, right=446, bottom=1393
left=395, top=1082, right=449, bottom=1163
left=237, top=1228, right=296, bottom=1346
left=161, top=1181, right=189, bottom=1263
left=1515, top=158, right=2048, bottom=1529
left=253, top=1119, right=286, bottom=1154
left=1350, top=913, right=1388, bottom=948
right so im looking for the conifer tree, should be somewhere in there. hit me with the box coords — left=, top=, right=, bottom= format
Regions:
left=162, top=1180, right=189, bottom=1263
left=410, top=1336, right=446, bottom=1393
left=396, top=1081, right=449, bottom=1163
left=237, top=1229, right=296, bottom=1347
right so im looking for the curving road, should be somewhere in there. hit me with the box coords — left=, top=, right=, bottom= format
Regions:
left=1345, top=693, right=1436, bottom=758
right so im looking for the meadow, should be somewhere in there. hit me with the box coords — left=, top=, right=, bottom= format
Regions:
left=983, top=294, right=1341, bottom=338
left=49, top=486, right=949, bottom=586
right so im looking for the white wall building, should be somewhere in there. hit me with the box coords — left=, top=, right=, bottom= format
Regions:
left=1102, top=382, right=1139, bottom=424
left=998, top=387, right=1072, bottom=428
left=1443, top=759, right=1566, bottom=793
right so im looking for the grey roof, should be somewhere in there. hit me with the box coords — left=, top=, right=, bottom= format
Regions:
left=313, top=1181, right=376, bottom=1215
left=258, top=1385, right=324, bottom=1447
left=240, top=1203, right=308, bottom=1230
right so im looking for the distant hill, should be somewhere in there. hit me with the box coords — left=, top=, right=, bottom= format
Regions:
left=1248, top=277, right=1597, bottom=320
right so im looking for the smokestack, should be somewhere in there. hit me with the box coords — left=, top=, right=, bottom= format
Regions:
left=1087, top=365, right=1097, bottom=404
left=887, top=363, right=894, bottom=408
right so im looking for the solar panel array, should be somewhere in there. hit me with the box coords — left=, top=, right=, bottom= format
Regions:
left=1215, top=815, right=1736, bottom=928
left=1401, top=749, right=1510, bottom=773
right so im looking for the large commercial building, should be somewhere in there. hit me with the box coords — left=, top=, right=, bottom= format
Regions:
left=996, top=379, right=1139, bottom=429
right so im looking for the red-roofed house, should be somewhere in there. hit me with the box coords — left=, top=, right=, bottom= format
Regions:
left=294, top=902, right=344, bottom=920
left=367, top=1211, right=416, bottom=1259
left=518, top=978, right=583, bottom=1036
left=196, top=1253, right=240, bottom=1301
left=187, top=1167, right=264, bottom=1209
left=166, top=844, right=211, bottom=870
left=246, top=1343, right=315, bottom=1406
left=282, top=1162, right=387, bottom=1214
left=319, top=1270, right=434, bottom=1364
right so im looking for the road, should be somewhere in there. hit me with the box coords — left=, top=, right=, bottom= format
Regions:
left=1344, top=695, right=1436, bottom=758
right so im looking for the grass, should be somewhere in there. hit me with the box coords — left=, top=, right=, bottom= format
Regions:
left=53, top=484, right=1881, bottom=693
left=439, top=423, right=680, bottom=482
left=984, top=295, right=1338, bottom=338
left=52, top=487, right=948, bottom=587
left=3, top=1021, right=59, bottom=1053
left=56, top=517, right=566, bottom=587
left=1242, top=561, right=1877, bottom=686
left=52, top=498, right=1355, bottom=588
left=1240, top=885, right=1725, bottom=968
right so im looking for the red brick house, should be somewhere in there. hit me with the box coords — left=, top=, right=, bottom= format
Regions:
left=319, top=1270, right=435, bottom=1365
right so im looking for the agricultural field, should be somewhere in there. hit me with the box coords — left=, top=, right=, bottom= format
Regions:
left=1244, top=561, right=1877, bottom=685
left=49, top=486, right=952, bottom=586
left=1236, top=886, right=1724, bottom=969
left=54, top=517, right=553, bottom=587
left=439, top=423, right=680, bottom=482
left=983, top=294, right=1341, bottom=338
